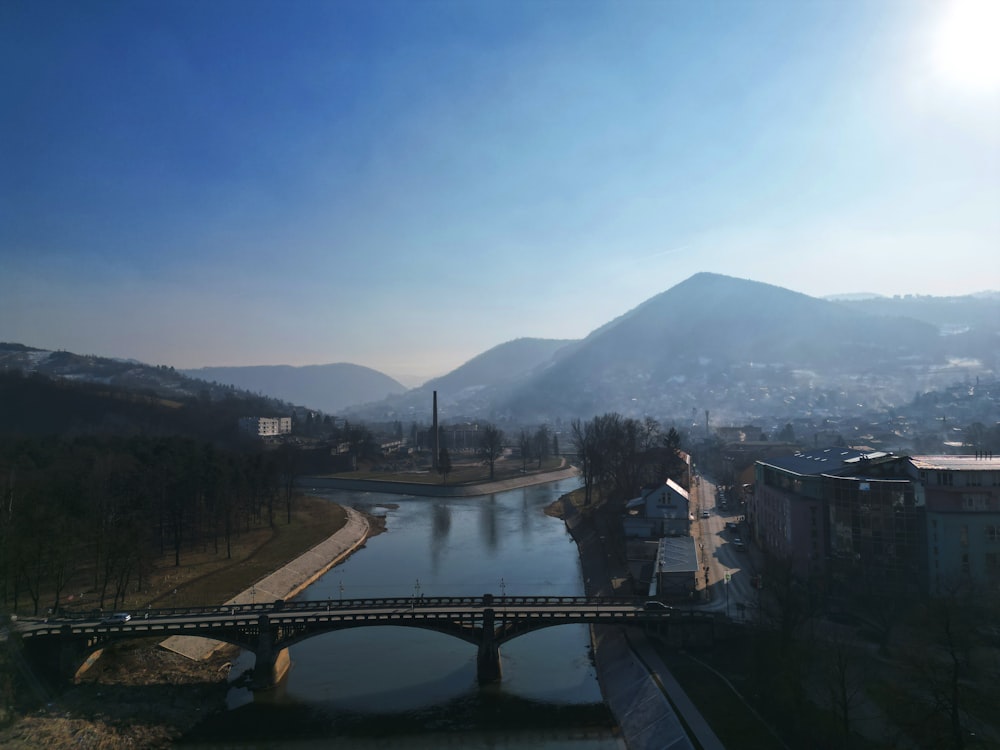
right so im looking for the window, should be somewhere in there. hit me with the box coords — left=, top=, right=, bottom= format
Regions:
left=960, top=525, right=969, bottom=547
left=964, top=494, right=988, bottom=510
left=967, top=472, right=982, bottom=487
left=938, top=471, right=954, bottom=486
left=986, top=525, right=1000, bottom=543
left=961, top=552, right=970, bottom=573
left=986, top=552, right=999, bottom=571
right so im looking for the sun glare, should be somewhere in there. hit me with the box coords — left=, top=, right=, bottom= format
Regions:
left=931, top=0, right=1000, bottom=93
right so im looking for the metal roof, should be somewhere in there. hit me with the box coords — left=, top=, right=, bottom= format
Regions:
left=909, top=455, right=1000, bottom=471
left=656, top=536, right=699, bottom=574
left=758, top=447, right=871, bottom=476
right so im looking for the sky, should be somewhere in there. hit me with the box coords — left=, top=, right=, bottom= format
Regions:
left=2, top=0, right=998, bottom=384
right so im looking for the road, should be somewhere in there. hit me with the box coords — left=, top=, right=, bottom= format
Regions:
left=692, top=474, right=760, bottom=621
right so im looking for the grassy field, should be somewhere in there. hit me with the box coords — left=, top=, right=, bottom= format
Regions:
left=51, top=496, right=350, bottom=614
left=145, top=496, right=348, bottom=608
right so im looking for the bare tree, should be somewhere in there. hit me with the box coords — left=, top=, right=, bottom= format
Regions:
left=518, top=429, right=532, bottom=472
left=477, top=424, right=505, bottom=481
left=533, top=425, right=550, bottom=469
left=437, top=448, right=452, bottom=485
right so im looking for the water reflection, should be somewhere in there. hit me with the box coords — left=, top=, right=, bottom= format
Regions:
left=430, top=501, right=451, bottom=573
left=480, top=494, right=500, bottom=551
left=181, top=478, right=624, bottom=749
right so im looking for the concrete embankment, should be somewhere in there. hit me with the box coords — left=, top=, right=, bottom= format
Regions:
left=561, top=499, right=722, bottom=750
left=160, top=507, right=370, bottom=662
left=298, top=466, right=579, bottom=497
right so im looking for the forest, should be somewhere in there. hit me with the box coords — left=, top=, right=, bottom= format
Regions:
left=0, top=370, right=307, bottom=616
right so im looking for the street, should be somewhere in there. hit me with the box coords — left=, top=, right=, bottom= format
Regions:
left=692, top=474, right=759, bottom=621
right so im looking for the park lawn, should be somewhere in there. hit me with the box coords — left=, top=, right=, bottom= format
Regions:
left=122, top=496, right=348, bottom=610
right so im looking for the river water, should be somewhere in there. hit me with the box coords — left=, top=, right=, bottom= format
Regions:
left=180, top=478, right=625, bottom=749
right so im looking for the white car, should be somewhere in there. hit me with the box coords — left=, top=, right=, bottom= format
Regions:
left=701, top=510, right=710, bottom=518
left=102, top=612, right=132, bottom=625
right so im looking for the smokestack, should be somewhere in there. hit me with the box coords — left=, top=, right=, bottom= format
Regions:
left=432, top=390, right=439, bottom=470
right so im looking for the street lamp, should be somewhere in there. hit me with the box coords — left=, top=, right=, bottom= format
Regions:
left=724, top=570, right=731, bottom=619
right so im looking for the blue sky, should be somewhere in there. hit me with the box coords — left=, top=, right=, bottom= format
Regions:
left=2, top=0, right=998, bottom=382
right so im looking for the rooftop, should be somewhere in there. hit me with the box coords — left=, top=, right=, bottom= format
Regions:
left=656, top=536, right=699, bottom=574
left=909, top=454, right=1000, bottom=471
left=759, top=447, right=885, bottom=476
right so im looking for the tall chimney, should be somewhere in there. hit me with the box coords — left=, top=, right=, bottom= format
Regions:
left=432, top=390, right=439, bottom=470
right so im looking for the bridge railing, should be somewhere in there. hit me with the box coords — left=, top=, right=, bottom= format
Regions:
left=40, top=595, right=648, bottom=622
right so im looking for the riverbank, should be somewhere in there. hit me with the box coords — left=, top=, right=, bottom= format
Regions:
left=555, top=493, right=719, bottom=750
left=0, top=503, right=380, bottom=750
left=161, top=506, right=372, bottom=661
left=299, top=464, right=579, bottom=497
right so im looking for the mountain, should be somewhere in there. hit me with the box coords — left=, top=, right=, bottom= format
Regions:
left=423, top=338, right=577, bottom=394
left=0, top=350, right=291, bottom=444
left=497, top=273, right=938, bottom=419
left=835, top=293, right=1000, bottom=339
left=348, top=273, right=993, bottom=426
left=0, top=344, right=224, bottom=402
left=182, top=363, right=406, bottom=414
left=345, top=338, right=577, bottom=422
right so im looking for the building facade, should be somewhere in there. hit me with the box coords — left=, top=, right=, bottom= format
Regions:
left=908, top=455, right=1000, bottom=596
left=624, top=479, right=691, bottom=539
left=751, top=449, right=999, bottom=598
left=239, top=416, right=292, bottom=437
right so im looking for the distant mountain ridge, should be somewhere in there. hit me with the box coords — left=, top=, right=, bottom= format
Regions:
left=344, top=337, right=578, bottom=422
left=5, top=273, right=996, bottom=426
left=347, top=273, right=997, bottom=424
left=182, top=363, right=406, bottom=415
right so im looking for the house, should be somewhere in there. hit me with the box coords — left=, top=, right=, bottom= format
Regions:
left=624, top=479, right=691, bottom=539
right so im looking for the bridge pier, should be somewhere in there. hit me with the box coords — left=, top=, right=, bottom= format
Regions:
left=20, top=624, right=90, bottom=690
left=476, top=607, right=502, bottom=684
left=250, top=614, right=289, bottom=690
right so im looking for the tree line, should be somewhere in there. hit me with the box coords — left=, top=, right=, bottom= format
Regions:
left=571, top=413, right=685, bottom=505
left=0, top=435, right=294, bottom=615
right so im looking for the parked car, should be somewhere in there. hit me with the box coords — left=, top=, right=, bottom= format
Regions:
left=732, top=538, right=745, bottom=551
left=701, top=510, right=710, bottom=518
left=101, top=612, right=131, bottom=625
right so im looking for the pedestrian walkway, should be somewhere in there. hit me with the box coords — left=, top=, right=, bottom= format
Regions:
left=161, top=507, right=370, bottom=660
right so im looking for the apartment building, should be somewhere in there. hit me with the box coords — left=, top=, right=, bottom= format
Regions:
left=750, top=449, right=999, bottom=598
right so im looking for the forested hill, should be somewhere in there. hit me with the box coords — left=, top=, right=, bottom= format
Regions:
left=0, top=370, right=288, bottom=447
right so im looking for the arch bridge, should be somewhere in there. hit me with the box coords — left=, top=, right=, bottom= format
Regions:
left=15, top=595, right=719, bottom=689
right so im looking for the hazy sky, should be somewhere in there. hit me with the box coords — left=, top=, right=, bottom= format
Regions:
left=2, top=0, right=998, bottom=382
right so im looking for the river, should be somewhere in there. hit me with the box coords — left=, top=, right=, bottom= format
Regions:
left=180, top=477, right=625, bottom=749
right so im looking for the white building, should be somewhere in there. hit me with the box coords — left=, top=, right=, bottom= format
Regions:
left=624, top=479, right=692, bottom=538
left=239, top=416, right=292, bottom=437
